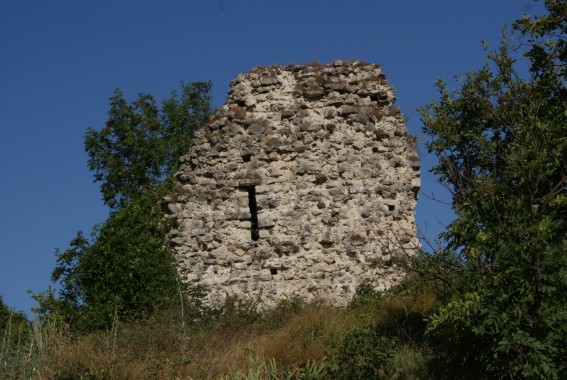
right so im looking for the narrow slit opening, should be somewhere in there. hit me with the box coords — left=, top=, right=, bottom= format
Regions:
left=247, top=187, right=259, bottom=241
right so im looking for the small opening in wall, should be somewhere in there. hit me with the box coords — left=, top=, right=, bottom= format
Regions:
left=247, top=187, right=260, bottom=241
left=388, top=204, right=395, bottom=211
left=270, top=268, right=278, bottom=275
left=242, top=153, right=252, bottom=162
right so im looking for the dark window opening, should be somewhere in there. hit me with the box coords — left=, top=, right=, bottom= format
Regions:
left=242, top=153, right=252, bottom=162
left=247, top=187, right=260, bottom=241
left=388, top=204, right=395, bottom=211
left=270, top=268, right=278, bottom=275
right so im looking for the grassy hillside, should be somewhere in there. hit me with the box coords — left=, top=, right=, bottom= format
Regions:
left=2, top=275, right=439, bottom=379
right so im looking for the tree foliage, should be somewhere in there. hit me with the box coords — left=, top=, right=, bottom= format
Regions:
left=49, top=185, right=180, bottom=331
left=40, top=82, right=211, bottom=331
left=0, top=295, right=28, bottom=331
left=419, top=1, right=567, bottom=378
left=85, top=81, right=211, bottom=209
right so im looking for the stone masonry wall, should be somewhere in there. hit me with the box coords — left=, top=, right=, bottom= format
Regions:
left=165, top=60, right=420, bottom=307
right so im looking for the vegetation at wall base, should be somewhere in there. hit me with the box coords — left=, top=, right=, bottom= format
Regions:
left=35, top=183, right=182, bottom=333
left=3, top=276, right=439, bottom=379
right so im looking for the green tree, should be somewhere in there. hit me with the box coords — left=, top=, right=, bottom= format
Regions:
left=39, top=82, right=211, bottom=331
left=419, top=1, right=567, bottom=378
left=50, top=185, right=180, bottom=331
left=85, top=81, right=211, bottom=209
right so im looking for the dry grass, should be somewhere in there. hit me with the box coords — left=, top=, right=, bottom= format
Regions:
left=4, top=276, right=437, bottom=379
left=27, top=306, right=329, bottom=378
left=260, top=305, right=355, bottom=367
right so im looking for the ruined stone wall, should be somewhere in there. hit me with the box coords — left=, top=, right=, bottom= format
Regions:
left=165, top=60, right=420, bottom=307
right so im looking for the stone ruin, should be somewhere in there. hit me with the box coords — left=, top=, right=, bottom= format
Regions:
left=165, top=60, right=420, bottom=307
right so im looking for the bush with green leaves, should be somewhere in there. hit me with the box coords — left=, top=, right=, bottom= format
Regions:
left=49, top=185, right=181, bottom=331
left=419, top=1, right=567, bottom=378
left=0, top=296, right=38, bottom=379
left=1, top=295, right=25, bottom=329
left=332, top=327, right=399, bottom=379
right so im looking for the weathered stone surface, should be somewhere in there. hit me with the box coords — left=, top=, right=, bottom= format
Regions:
left=338, top=105, right=358, bottom=116
left=299, top=122, right=320, bottom=132
left=168, top=203, right=183, bottom=215
left=166, top=60, right=420, bottom=308
left=258, top=218, right=275, bottom=228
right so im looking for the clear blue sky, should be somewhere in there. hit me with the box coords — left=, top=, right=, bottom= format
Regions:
left=0, top=0, right=543, bottom=316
